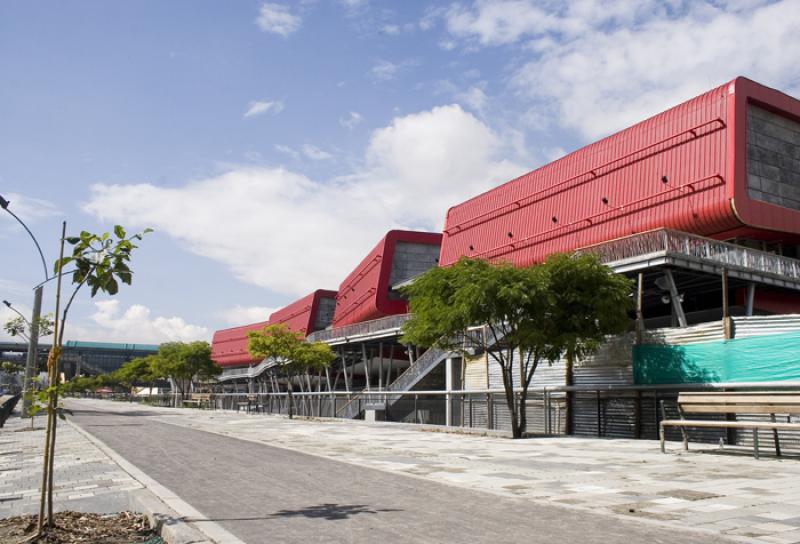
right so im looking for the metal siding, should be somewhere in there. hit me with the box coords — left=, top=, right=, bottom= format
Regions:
left=269, top=289, right=338, bottom=336
left=441, top=80, right=800, bottom=268
left=210, top=320, right=270, bottom=367
left=464, top=353, right=488, bottom=390
left=332, top=230, right=442, bottom=327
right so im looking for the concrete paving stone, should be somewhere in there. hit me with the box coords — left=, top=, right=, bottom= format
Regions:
left=64, top=399, right=800, bottom=544
left=752, top=522, right=800, bottom=533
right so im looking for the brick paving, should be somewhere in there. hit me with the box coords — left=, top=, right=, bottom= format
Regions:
left=66, top=398, right=800, bottom=544
left=67, top=400, right=728, bottom=544
left=0, top=412, right=143, bottom=517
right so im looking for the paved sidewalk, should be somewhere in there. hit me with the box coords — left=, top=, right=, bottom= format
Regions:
left=69, top=399, right=800, bottom=543
left=67, top=400, right=729, bottom=544
left=0, top=412, right=143, bottom=517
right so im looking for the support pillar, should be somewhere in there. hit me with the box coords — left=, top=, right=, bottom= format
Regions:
left=745, top=282, right=756, bottom=317
left=21, top=285, right=42, bottom=418
left=445, top=357, right=454, bottom=427
left=635, top=272, right=645, bottom=344
left=722, top=268, right=733, bottom=339
left=663, top=270, right=687, bottom=328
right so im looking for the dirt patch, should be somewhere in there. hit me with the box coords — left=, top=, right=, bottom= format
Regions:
left=0, top=511, right=160, bottom=544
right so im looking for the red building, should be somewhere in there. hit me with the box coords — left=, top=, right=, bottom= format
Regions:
left=211, top=289, right=337, bottom=368
left=332, top=230, right=443, bottom=327
left=440, top=77, right=800, bottom=269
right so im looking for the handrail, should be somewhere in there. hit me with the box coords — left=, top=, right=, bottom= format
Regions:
left=306, top=313, right=411, bottom=344
left=445, top=118, right=726, bottom=235
left=386, top=347, right=448, bottom=393
left=579, top=228, right=800, bottom=281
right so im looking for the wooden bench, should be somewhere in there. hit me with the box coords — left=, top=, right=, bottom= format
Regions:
left=182, top=393, right=213, bottom=410
left=660, top=392, right=800, bottom=458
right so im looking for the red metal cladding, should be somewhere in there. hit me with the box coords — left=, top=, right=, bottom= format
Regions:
left=440, top=77, right=800, bottom=268
left=332, top=230, right=443, bottom=327
left=210, top=320, right=270, bottom=367
left=268, top=289, right=338, bottom=336
left=211, top=289, right=337, bottom=368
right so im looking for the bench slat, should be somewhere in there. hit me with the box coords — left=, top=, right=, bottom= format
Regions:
left=678, top=394, right=800, bottom=404
left=681, top=404, right=800, bottom=414
left=662, top=420, right=800, bottom=430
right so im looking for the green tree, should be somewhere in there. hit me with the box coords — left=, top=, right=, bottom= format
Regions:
left=113, top=355, right=158, bottom=396
left=150, top=342, right=220, bottom=404
left=247, top=324, right=335, bottom=419
left=35, top=223, right=150, bottom=535
left=401, top=254, right=632, bottom=438
left=3, top=313, right=54, bottom=341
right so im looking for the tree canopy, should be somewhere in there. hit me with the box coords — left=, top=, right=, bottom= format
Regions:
left=248, top=324, right=335, bottom=418
left=401, top=253, right=632, bottom=438
left=150, top=341, right=220, bottom=398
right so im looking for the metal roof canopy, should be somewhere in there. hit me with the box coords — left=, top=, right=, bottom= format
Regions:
left=581, top=229, right=800, bottom=292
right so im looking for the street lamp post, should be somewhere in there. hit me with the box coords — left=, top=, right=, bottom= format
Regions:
left=1, top=194, right=49, bottom=417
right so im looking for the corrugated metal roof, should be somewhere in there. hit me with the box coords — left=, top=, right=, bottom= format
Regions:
left=440, top=77, right=800, bottom=268
left=332, top=230, right=442, bottom=327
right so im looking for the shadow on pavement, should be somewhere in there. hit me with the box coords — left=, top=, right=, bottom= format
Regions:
left=67, top=407, right=163, bottom=418
left=183, top=504, right=401, bottom=523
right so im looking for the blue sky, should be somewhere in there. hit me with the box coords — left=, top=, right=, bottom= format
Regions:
left=2, top=0, right=799, bottom=344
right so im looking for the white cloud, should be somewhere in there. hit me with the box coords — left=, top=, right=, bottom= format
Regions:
left=443, top=0, right=800, bottom=139
left=370, top=59, right=417, bottom=81
left=274, top=144, right=300, bottom=159
left=83, top=105, right=524, bottom=297
left=0, top=192, right=59, bottom=231
left=456, top=86, right=488, bottom=112
left=244, top=99, right=284, bottom=119
left=371, top=60, right=400, bottom=81
left=255, top=3, right=301, bottom=37
left=340, top=111, right=363, bottom=130
left=63, top=300, right=209, bottom=344
left=301, top=144, right=332, bottom=161
left=220, top=305, right=277, bottom=326
left=382, top=24, right=401, bottom=35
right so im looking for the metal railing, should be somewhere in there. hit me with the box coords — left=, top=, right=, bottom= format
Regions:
left=111, top=382, right=800, bottom=449
left=306, top=314, right=411, bottom=344
left=387, top=347, right=448, bottom=392
left=581, top=228, right=800, bottom=280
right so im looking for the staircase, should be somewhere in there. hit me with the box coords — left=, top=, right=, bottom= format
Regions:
left=337, top=346, right=451, bottom=418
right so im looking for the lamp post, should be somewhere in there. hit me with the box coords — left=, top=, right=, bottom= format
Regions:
left=0, top=194, right=49, bottom=417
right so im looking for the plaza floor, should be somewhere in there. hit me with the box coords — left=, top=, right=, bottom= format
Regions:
left=63, top=398, right=800, bottom=543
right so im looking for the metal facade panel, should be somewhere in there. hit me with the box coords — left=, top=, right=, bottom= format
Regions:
left=440, top=78, right=800, bottom=268
left=332, top=230, right=442, bottom=327
left=211, top=289, right=337, bottom=368
left=268, top=289, right=338, bottom=336
left=210, top=320, right=270, bottom=367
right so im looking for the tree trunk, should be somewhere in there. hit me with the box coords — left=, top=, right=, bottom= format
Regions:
left=564, top=348, right=574, bottom=435
left=518, top=388, right=528, bottom=437
left=500, top=364, right=521, bottom=438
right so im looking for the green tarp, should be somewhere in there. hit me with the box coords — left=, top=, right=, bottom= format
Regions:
left=633, top=331, right=800, bottom=384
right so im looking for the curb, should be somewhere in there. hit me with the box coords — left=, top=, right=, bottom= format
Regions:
left=65, top=417, right=246, bottom=544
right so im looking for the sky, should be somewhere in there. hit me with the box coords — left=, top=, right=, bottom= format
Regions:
left=1, top=0, right=799, bottom=345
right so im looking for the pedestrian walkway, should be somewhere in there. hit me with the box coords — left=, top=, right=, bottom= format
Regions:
left=68, top=398, right=800, bottom=544
left=63, top=399, right=783, bottom=543
left=0, top=412, right=143, bottom=517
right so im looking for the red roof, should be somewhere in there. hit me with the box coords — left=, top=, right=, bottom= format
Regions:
left=440, top=77, right=800, bottom=267
left=332, top=230, right=442, bottom=327
left=211, top=289, right=337, bottom=368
